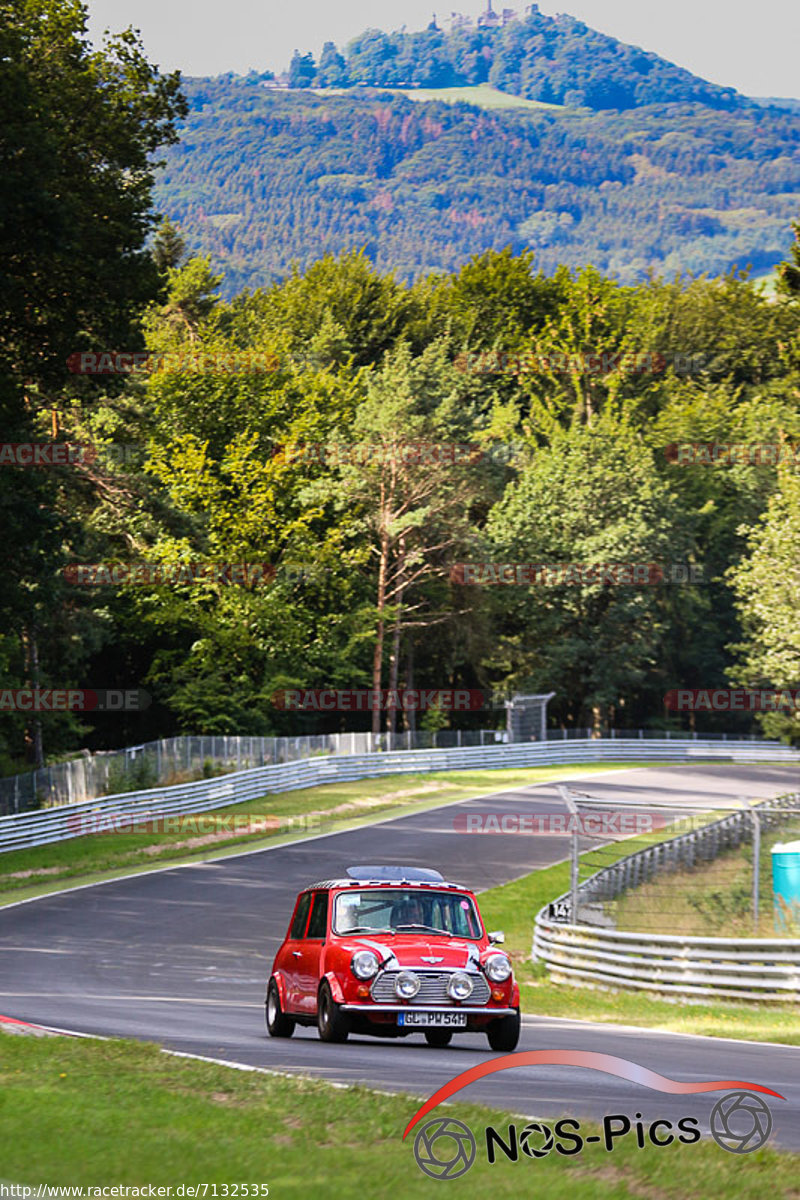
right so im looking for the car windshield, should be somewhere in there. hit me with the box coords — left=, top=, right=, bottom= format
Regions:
left=332, top=889, right=483, bottom=939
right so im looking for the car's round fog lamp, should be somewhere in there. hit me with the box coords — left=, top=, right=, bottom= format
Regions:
left=448, top=971, right=474, bottom=1001
left=395, top=970, right=420, bottom=999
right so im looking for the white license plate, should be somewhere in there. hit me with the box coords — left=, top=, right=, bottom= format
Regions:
left=397, top=1011, right=468, bottom=1028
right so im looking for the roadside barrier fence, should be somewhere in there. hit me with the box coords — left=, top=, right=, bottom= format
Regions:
left=534, top=786, right=800, bottom=1001
left=0, top=736, right=797, bottom=854
left=0, top=727, right=780, bottom=815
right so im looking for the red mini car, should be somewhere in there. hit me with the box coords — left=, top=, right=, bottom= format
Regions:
left=266, top=865, right=520, bottom=1051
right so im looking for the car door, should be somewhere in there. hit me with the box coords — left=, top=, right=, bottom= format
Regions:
left=296, top=891, right=329, bottom=1014
left=283, top=891, right=312, bottom=1012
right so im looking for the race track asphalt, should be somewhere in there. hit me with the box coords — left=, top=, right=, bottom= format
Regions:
left=1, top=763, right=799, bottom=1150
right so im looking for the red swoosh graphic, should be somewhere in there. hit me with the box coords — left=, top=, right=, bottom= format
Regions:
left=402, top=1050, right=785, bottom=1139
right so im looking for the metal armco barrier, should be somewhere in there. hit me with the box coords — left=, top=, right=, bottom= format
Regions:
left=533, top=920, right=800, bottom=1002
left=534, top=792, right=800, bottom=1002
left=0, top=737, right=797, bottom=855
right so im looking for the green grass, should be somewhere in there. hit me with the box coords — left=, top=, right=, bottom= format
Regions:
left=478, top=835, right=800, bottom=1045
left=0, top=763, right=649, bottom=904
left=0, top=1030, right=796, bottom=1192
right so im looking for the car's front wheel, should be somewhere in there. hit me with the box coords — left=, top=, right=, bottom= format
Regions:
left=266, top=979, right=295, bottom=1038
left=317, top=981, right=349, bottom=1043
left=424, top=1028, right=453, bottom=1048
left=486, top=1009, right=520, bottom=1052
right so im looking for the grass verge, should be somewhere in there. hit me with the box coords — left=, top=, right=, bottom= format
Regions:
left=0, top=1029, right=794, bottom=1194
left=0, top=763, right=650, bottom=905
left=478, top=834, right=800, bottom=1046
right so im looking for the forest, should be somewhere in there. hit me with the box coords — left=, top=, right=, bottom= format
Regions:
left=2, top=1, right=800, bottom=777
left=153, top=79, right=800, bottom=296
left=286, top=10, right=744, bottom=111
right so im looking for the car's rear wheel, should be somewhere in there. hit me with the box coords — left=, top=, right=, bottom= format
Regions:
left=486, top=1009, right=520, bottom=1052
left=424, top=1028, right=453, bottom=1048
left=317, top=981, right=349, bottom=1043
left=266, top=979, right=295, bottom=1038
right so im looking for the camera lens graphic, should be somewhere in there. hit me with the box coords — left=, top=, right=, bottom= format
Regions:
left=413, top=1117, right=477, bottom=1179
left=710, top=1091, right=773, bottom=1153
left=519, top=1121, right=555, bottom=1158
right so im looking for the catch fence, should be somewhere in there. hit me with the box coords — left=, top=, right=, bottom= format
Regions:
left=0, top=727, right=776, bottom=815
left=534, top=786, right=800, bottom=1000
left=1, top=737, right=797, bottom=854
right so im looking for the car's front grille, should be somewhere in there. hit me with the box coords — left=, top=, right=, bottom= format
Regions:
left=370, top=970, right=490, bottom=1005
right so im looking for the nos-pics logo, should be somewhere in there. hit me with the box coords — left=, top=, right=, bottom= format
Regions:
left=404, top=1050, right=782, bottom=1179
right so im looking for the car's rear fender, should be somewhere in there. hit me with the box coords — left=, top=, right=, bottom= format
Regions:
left=270, top=971, right=289, bottom=1009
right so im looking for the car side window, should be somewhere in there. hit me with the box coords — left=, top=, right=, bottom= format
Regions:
left=306, top=891, right=328, bottom=940
left=289, top=892, right=312, bottom=939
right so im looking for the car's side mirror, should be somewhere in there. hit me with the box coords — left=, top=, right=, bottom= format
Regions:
left=488, top=930, right=505, bottom=945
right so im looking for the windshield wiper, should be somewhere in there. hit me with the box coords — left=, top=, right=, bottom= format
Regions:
left=394, top=923, right=454, bottom=936
left=343, top=925, right=396, bottom=934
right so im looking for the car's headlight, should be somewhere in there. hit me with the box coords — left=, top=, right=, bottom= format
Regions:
left=395, top=970, right=420, bottom=999
left=484, top=953, right=512, bottom=982
left=351, top=950, right=380, bottom=980
left=447, top=971, right=474, bottom=1001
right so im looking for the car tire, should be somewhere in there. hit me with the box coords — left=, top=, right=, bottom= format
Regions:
left=266, top=979, right=295, bottom=1038
left=317, top=980, right=349, bottom=1043
left=486, top=1009, right=520, bottom=1052
left=424, top=1028, right=453, bottom=1048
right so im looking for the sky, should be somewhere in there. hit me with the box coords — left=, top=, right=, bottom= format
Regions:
left=85, top=0, right=799, bottom=99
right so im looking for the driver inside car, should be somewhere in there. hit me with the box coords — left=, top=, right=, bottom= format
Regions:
left=391, top=896, right=427, bottom=929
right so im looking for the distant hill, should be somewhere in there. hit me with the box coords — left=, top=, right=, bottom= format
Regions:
left=153, top=77, right=800, bottom=297
left=281, top=8, right=745, bottom=112
left=752, top=97, right=800, bottom=113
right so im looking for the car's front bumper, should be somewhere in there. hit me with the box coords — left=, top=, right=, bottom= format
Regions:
left=340, top=1004, right=517, bottom=1016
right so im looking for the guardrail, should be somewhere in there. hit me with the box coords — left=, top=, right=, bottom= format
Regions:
left=533, top=920, right=800, bottom=1002
left=1, top=737, right=797, bottom=856
left=533, top=792, right=800, bottom=1002
left=1, top=727, right=780, bottom=815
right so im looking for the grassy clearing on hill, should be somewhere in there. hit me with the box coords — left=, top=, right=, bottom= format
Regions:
left=392, top=83, right=565, bottom=110
left=0, top=1030, right=795, bottom=1193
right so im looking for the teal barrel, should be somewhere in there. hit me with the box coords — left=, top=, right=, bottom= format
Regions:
left=771, top=841, right=800, bottom=929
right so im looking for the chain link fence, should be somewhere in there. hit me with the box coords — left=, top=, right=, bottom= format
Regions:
left=552, top=786, right=800, bottom=938
left=0, top=726, right=786, bottom=817
left=0, top=729, right=510, bottom=815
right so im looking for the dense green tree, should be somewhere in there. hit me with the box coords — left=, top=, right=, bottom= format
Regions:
left=0, top=0, right=185, bottom=767
left=316, top=42, right=349, bottom=88
left=728, top=470, right=800, bottom=742
left=483, top=416, right=694, bottom=731
left=288, top=50, right=316, bottom=88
